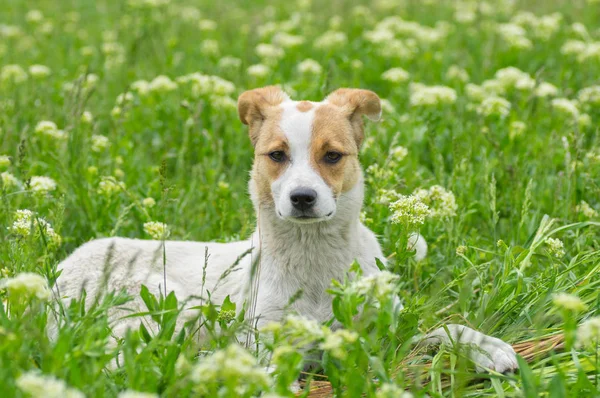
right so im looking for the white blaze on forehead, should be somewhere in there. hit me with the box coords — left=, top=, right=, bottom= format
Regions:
left=279, top=101, right=319, bottom=163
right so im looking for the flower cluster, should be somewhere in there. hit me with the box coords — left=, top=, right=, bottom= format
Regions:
left=552, top=293, right=587, bottom=312
left=389, top=195, right=431, bottom=228
left=409, top=83, right=457, bottom=107
left=143, top=221, right=170, bottom=239
left=412, top=185, right=458, bottom=218
left=9, top=209, right=61, bottom=245
left=1, top=272, right=52, bottom=301
left=545, top=237, right=566, bottom=258
left=16, top=372, right=84, bottom=398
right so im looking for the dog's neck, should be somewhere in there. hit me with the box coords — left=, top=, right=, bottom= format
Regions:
left=249, top=175, right=366, bottom=274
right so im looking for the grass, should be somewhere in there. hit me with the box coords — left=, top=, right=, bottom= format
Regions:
left=1, top=0, right=599, bottom=396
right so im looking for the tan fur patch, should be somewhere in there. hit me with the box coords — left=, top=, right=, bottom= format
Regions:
left=296, top=101, right=313, bottom=112
left=251, top=107, right=287, bottom=206
left=311, top=104, right=361, bottom=196
left=238, top=86, right=289, bottom=146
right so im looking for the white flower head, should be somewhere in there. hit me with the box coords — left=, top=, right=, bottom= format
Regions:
left=91, top=135, right=110, bottom=152
left=9, top=209, right=61, bottom=245
left=545, top=237, right=565, bottom=258
left=1, top=272, right=51, bottom=301
left=553, top=293, right=587, bottom=312
left=1, top=64, right=28, bottom=84
left=97, top=177, right=126, bottom=196
left=409, top=83, right=457, bottom=107
left=35, top=121, right=66, bottom=140
left=143, top=221, right=170, bottom=239
left=314, top=31, right=347, bottom=50
left=412, top=185, right=457, bottom=218
left=551, top=98, right=580, bottom=119
left=28, top=64, right=51, bottom=78
left=390, top=194, right=431, bottom=227
left=247, top=64, right=271, bottom=78
left=477, top=96, right=511, bottom=118
left=382, top=67, right=410, bottom=84
left=29, top=176, right=57, bottom=194
left=576, top=201, right=598, bottom=218
left=297, top=59, right=323, bottom=75
left=577, top=317, right=600, bottom=349
left=1, top=171, right=21, bottom=190
left=149, top=75, right=177, bottom=93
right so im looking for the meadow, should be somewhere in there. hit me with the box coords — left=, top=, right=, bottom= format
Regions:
left=1, top=0, right=600, bottom=396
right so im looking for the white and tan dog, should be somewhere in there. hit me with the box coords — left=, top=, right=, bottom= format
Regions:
left=55, top=87, right=517, bottom=372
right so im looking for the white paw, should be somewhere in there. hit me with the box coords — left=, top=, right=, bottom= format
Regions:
left=469, top=336, right=518, bottom=373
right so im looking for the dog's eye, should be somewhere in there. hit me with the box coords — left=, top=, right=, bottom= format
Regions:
left=269, top=151, right=286, bottom=162
left=324, top=151, right=342, bottom=164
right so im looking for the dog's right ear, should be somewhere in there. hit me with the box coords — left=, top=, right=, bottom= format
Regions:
left=238, top=86, right=289, bottom=144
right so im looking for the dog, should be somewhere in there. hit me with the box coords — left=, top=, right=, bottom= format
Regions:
left=54, top=86, right=517, bottom=373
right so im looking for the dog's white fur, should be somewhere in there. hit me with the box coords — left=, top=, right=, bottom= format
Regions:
left=54, top=88, right=517, bottom=373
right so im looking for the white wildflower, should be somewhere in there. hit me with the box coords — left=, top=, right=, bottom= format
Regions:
left=412, top=185, right=458, bottom=218
left=297, top=59, right=322, bottom=74
left=577, top=85, right=600, bottom=107
left=497, top=23, right=532, bottom=50
left=273, top=32, right=305, bottom=48
left=477, top=96, right=511, bottom=118
left=29, top=176, right=57, bottom=194
left=409, top=83, right=457, bottom=107
left=217, top=56, right=242, bottom=70
left=509, top=121, right=527, bottom=139
left=247, top=64, right=270, bottom=78
left=545, top=237, right=566, bottom=258
left=9, top=209, right=61, bottom=245
left=35, top=121, right=66, bottom=140
left=314, top=31, right=347, bottom=50
left=382, top=67, right=410, bottom=84
left=190, top=345, right=270, bottom=394
left=142, top=197, right=156, bottom=208
left=200, top=39, right=219, bottom=56
left=143, top=221, right=170, bottom=239
left=97, top=177, right=125, bottom=196
left=390, top=146, right=408, bottom=162
left=91, top=135, right=110, bottom=152
left=1, top=65, right=28, bottom=84
left=319, top=329, right=358, bottom=359
left=446, top=65, right=469, bottom=82
left=149, top=75, right=177, bottom=92
left=376, top=383, right=413, bottom=398
left=494, top=67, right=536, bottom=91
left=255, top=43, right=284, bottom=60
left=577, top=317, right=600, bottom=349
left=16, top=372, right=83, bottom=398
left=553, top=293, right=587, bottom=312
left=551, top=98, right=579, bottom=118
left=1, top=273, right=51, bottom=301
left=80, top=111, right=93, bottom=124
left=535, top=82, right=558, bottom=97
left=25, top=10, right=44, bottom=24
left=131, top=80, right=151, bottom=96
left=198, top=19, right=217, bottom=31
left=561, top=40, right=586, bottom=56
left=576, top=201, right=598, bottom=218
left=349, top=271, right=400, bottom=300
left=28, top=64, right=51, bottom=78
left=456, top=245, right=468, bottom=256
left=1, top=171, right=21, bottom=190
left=390, top=194, right=431, bottom=226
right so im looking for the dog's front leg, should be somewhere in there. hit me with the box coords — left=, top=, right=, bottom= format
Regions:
left=420, top=324, right=518, bottom=373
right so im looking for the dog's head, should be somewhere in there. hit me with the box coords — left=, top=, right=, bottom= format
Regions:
left=238, top=86, right=381, bottom=224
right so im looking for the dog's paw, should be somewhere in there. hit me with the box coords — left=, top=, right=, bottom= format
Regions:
left=471, top=336, right=518, bottom=373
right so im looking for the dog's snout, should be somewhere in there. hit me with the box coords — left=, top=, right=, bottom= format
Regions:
left=290, top=188, right=317, bottom=211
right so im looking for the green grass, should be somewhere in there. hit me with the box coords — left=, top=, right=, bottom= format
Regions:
left=1, top=0, right=599, bottom=396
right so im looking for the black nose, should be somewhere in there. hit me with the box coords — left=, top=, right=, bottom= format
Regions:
left=290, top=188, right=317, bottom=211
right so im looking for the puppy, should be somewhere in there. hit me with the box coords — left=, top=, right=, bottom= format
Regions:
left=54, top=86, right=517, bottom=373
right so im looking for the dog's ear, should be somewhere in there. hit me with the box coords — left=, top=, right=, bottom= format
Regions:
left=238, top=86, right=290, bottom=146
left=326, top=88, right=382, bottom=122
left=238, top=86, right=289, bottom=125
left=326, top=88, right=381, bottom=147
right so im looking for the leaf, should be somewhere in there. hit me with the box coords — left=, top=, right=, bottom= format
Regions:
left=517, top=355, right=538, bottom=398
left=548, top=374, right=566, bottom=398
left=221, top=295, right=236, bottom=313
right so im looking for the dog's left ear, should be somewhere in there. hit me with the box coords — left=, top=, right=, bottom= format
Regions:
left=326, top=88, right=381, bottom=147
left=326, top=88, right=382, bottom=122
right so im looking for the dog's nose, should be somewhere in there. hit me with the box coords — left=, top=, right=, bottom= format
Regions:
left=290, top=188, right=317, bottom=211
